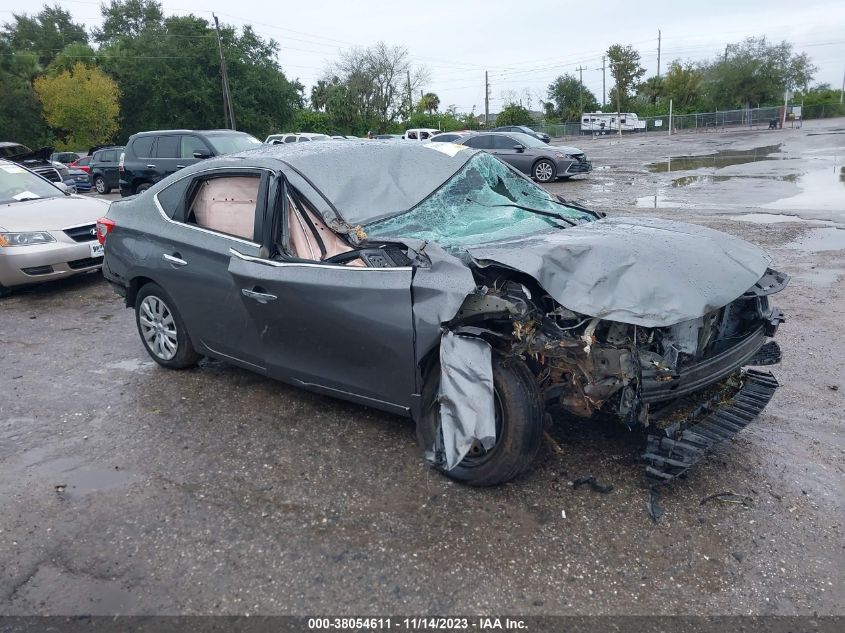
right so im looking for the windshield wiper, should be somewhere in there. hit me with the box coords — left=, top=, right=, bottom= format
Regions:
left=465, top=197, right=579, bottom=226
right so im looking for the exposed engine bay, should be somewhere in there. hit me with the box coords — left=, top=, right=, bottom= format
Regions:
left=442, top=267, right=787, bottom=481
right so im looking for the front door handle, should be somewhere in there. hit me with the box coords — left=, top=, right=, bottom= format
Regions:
left=176, top=164, right=186, bottom=169
left=242, top=288, right=277, bottom=304
left=146, top=164, right=156, bottom=168
left=163, top=253, right=188, bottom=266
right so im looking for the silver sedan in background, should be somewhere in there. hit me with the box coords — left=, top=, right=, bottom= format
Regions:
left=0, top=160, right=110, bottom=296
left=455, top=131, right=592, bottom=182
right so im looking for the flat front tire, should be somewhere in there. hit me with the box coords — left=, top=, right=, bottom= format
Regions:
left=416, top=352, right=544, bottom=486
left=135, top=283, right=200, bottom=369
left=533, top=159, right=556, bottom=182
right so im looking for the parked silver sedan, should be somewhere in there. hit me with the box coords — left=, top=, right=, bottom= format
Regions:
left=455, top=131, right=592, bottom=182
left=0, top=159, right=111, bottom=296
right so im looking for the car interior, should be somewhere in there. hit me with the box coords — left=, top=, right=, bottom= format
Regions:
left=187, top=175, right=260, bottom=241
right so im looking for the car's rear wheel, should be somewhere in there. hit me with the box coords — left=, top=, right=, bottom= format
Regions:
left=135, top=283, right=200, bottom=369
left=533, top=159, right=556, bottom=183
left=416, top=352, right=544, bottom=486
left=94, top=176, right=110, bottom=194
left=135, top=182, right=152, bottom=194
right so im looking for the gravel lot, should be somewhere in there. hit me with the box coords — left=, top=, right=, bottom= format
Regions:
left=1, top=119, right=843, bottom=616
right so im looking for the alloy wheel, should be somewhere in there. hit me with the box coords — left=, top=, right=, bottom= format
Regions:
left=139, top=295, right=178, bottom=361
left=95, top=177, right=106, bottom=194
left=534, top=161, right=554, bottom=182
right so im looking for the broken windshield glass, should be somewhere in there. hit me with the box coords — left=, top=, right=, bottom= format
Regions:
left=364, top=153, right=594, bottom=250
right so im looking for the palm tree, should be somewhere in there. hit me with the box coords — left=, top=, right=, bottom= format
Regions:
left=418, top=92, right=440, bottom=114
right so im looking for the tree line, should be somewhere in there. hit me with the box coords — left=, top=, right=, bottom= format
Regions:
left=0, top=1, right=837, bottom=149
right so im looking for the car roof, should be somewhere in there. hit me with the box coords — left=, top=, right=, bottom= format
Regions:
left=130, top=129, right=247, bottom=137
left=212, top=140, right=482, bottom=226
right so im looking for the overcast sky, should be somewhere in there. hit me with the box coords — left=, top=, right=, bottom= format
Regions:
left=9, top=0, right=845, bottom=114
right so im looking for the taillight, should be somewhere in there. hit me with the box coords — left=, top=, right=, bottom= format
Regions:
left=96, top=217, right=116, bottom=245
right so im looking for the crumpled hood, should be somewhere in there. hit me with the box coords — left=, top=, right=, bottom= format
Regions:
left=466, top=216, right=771, bottom=327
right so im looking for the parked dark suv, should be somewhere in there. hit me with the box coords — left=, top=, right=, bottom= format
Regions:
left=118, top=130, right=262, bottom=197
left=89, top=146, right=124, bottom=194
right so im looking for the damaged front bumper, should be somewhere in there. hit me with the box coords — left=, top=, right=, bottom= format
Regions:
left=642, top=369, right=780, bottom=482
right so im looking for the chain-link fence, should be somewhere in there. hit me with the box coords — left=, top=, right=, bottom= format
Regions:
left=536, top=102, right=845, bottom=139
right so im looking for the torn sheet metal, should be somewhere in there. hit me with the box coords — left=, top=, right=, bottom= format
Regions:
left=467, top=216, right=771, bottom=328
left=437, top=331, right=496, bottom=470
left=409, top=241, right=478, bottom=363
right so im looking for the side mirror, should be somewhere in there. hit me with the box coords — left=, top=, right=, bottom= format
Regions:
left=55, top=182, right=71, bottom=195
left=193, top=151, right=212, bottom=159
left=513, top=144, right=525, bottom=153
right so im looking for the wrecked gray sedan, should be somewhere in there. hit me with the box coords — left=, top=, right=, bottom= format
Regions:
left=98, top=141, right=786, bottom=486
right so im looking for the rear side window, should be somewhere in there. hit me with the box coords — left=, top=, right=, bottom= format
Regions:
left=131, top=136, right=155, bottom=158
left=156, top=176, right=192, bottom=219
left=185, top=174, right=261, bottom=241
left=155, top=136, right=180, bottom=158
left=464, top=135, right=493, bottom=149
left=101, top=150, right=115, bottom=162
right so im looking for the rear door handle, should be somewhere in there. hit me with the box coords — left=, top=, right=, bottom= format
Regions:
left=242, top=288, right=277, bottom=304
left=163, top=253, right=188, bottom=266
left=146, top=164, right=156, bottom=168
left=176, top=165, right=186, bottom=169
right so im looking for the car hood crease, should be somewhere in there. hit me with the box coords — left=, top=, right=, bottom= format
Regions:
left=466, top=216, right=771, bottom=327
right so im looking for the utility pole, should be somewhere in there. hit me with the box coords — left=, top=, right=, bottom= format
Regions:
left=657, top=29, right=661, bottom=77
left=213, top=14, right=235, bottom=130
left=601, top=56, right=606, bottom=107
left=840, top=67, right=844, bottom=104
left=577, top=65, right=584, bottom=117
left=406, top=70, right=412, bottom=115
left=484, top=71, right=489, bottom=128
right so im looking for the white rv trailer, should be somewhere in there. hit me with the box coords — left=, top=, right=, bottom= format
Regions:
left=580, top=112, right=646, bottom=134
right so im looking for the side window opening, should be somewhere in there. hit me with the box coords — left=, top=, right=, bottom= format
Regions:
left=285, top=191, right=361, bottom=265
left=186, top=175, right=260, bottom=241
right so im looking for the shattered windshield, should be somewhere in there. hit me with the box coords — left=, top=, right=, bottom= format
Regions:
left=364, top=152, right=594, bottom=250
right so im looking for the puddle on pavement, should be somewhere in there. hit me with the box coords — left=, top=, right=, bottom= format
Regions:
left=785, top=227, right=845, bottom=252
left=672, top=174, right=798, bottom=187
left=729, top=213, right=802, bottom=223
left=56, top=467, right=139, bottom=499
left=648, top=144, right=784, bottom=172
left=765, top=164, right=845, bottom=213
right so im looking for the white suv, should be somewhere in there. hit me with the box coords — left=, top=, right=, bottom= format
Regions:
left=265, top=133, right=331, bottom=144
left=402, top=128, right=440, bottom=141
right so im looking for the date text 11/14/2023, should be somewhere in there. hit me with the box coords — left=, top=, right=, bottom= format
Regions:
left=307, top=617, right=528, bottom=630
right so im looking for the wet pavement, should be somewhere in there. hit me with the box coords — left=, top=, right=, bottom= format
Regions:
left=1, top=119, right=844, bottom=616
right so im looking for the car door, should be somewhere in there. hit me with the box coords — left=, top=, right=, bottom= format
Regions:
left=226, top=186, right=417, bottom=413
left=152, top=134, right=182, bottom=182
left=152, top=167, right=272, bottom=369
left=99, top=150, right=120, bottom=188
left=487, top=135, right=526, bottom=172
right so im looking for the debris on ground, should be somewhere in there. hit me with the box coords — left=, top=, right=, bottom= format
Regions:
left=571, top=475, right=614, bottom=494
left=732, top=552, right=745, bottom=562
left=54, top=484, right=66, bottom=493
left=699, top=491, right=754, bottom=507
left=544, top=432, right=565, bottom=455
left=647, top=487, right=665, bottom=523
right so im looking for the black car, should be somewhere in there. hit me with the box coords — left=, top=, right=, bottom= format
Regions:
left=89, top=146, right=124, bottom=194
left=0, top=142, right=63, bottom=185
left=118, top=129, right=262, bottom=197
left=492, top=125, right=551, bottom=143
left=98, top=142, right=786, bottom=486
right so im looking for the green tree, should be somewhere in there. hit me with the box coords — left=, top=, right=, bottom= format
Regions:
left=0, top=5, right=88, bottom=67
left=293, top=110, right=332, bottom=134
left=48, top=42, right=98, bottom=74
left=637, top=75, right=664, bottom=105
left=94, top=0, right=164, bottom=43
left=35, top=62, right=120, bottom=149
left=702, top=36, right=816, bottom=109
left=662, top=61, right=704, bottom=109
left=545, top=73, right=599, bottom=121
left=418, top=92, right=440, bottom=114
left=97, top=10, right=302, bottom=140
left=606, top=44, right=645, bottom=132
left=495, top=103, right=534, bottom=126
